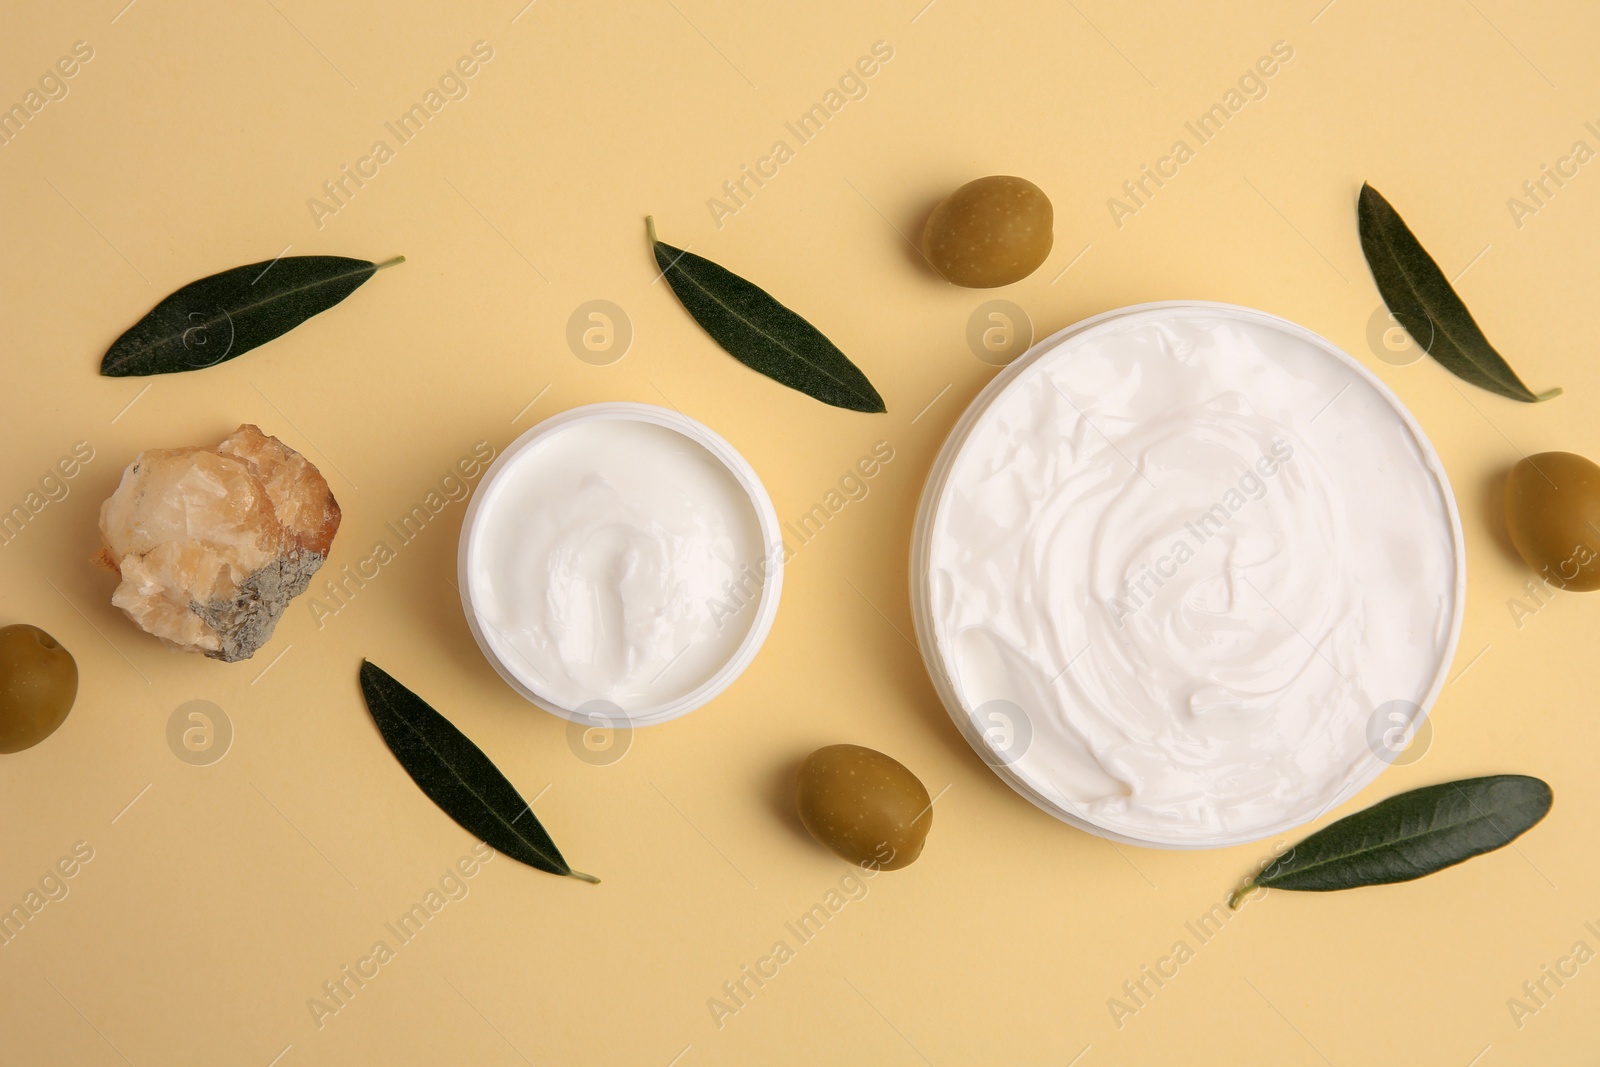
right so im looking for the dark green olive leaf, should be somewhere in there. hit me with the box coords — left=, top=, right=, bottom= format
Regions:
left=358, top=660, right=598, bottom=883
left=648, top=217, right=886, bottom=413
left=1230, top=775, right=1550, bottom=907
left=101, top=254, right=404, bottom=377
left=1358, top=184, right=1559, bottom=402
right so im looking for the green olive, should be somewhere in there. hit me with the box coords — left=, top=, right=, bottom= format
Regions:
left=796, top=744, right=931, bottom=870
left=0, top=624, right=78, bottom=753
left=1505, top=451, right=1600, bottom=591
left=921, top=175, right=1053, bottom=288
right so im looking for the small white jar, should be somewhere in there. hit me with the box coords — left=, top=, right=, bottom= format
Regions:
left=459, top=403, right=783, bottom=727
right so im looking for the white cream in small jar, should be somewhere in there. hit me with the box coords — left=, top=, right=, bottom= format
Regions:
left=460, top=404, right=782, bottom=725
left=914, top=303, right=1464, bottom=847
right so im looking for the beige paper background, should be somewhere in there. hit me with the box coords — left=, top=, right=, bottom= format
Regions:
left=2, top=1, right=1598, bottom=1063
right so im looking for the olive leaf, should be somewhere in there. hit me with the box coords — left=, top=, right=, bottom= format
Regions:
left=647, top=217, right=886, bottom=413
left=358, top=660, right=598, bottom=883
left=101, top=255, right=404, bottom=377
left=1358, top=184, right=1559, bottom=402
left=1229, top=775, right=1551, bottom=908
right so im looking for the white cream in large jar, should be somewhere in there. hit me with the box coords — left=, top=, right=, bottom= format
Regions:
left=921, top=305, right=1463, bottom=846
left=462, top=406, right=779, bottom=724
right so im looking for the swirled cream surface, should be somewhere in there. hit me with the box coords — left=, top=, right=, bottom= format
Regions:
left=928, top=308, right=1460, bottom=843
left=469, top=419, right=765, bottom=713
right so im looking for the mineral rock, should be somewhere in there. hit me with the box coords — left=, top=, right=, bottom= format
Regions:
left=97, top=425, right=340, bottom=662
